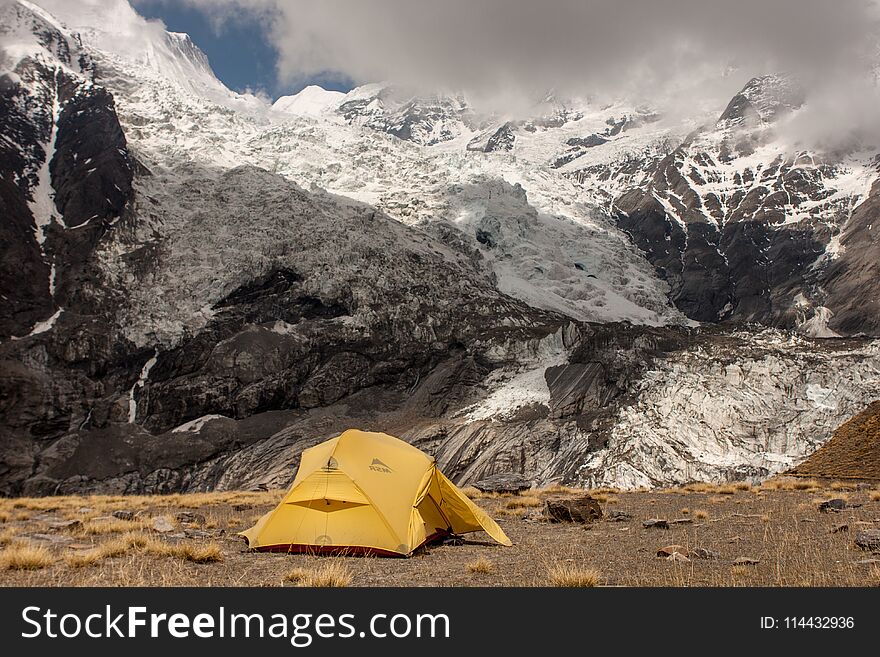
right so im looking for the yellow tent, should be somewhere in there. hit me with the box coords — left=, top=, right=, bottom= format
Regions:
left=240, top=429, right=512, bottom=556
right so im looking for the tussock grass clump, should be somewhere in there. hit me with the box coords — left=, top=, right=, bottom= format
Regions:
left=466, top=558, right=494, bottom=574
left=683, top=482, right=715, bottom=493
left=0, top=544, right=54, bottom=571
left=504, top=496, right=541, bottom=509
left=830, top=481, right=856, bottom=492
left=65, top=532, right=154, bottom=567
left=734, top=482, right=752, bottom=491
left=717, top=485, right=737, bottom=495
left=286, top=561, right=352, bottom=587
left=693, top=509, right=709, bottom=520
left=0, top=528, right=16, bottom=546
left=869, top=491, right=880, bottom=502
left=680, top=508, right=690, bottom=515
left=460, top=486, right=482, bottom=500
left=535, top=483, right=581, bottom=496
left=547, top=563, right=602, bottom=587
left=147, top=541, right=223, bottom=563
left=792, top=479, right=820, bottom=491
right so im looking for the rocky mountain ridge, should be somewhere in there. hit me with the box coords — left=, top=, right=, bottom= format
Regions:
left=1, top=0, right=878, bottom=495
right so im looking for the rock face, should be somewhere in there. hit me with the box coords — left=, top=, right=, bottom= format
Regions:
left=565, top=74, right=880, bottom=335
left=543, top=495, right=603, bottom=523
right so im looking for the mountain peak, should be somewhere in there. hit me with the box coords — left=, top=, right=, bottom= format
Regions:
left=272, top=85, right=344, bottom=116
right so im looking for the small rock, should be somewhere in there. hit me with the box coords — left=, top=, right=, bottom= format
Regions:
left=33, top=514, right=62, bottom=523
left=690, top=547, right=720, bottom=560
left=669, top=518, right=693, bottom=525
left=830, top=523, right=849, bottom=534
left=232, top=504, right=253, bottom=513
left=176, top=512, right=206, bottom=526
left=818, top=499, right=847, bottom=513
left=112, top=510, right=135, bottom=521
left=29, top=533, right=73, bottom=544
left=47, top=519, right=82, bottom=532
left=855, top=558, right=880, bottom=565
left=667, top=552, right=690, bottom=563
left=728, top=536, right=742, bottom=543
left=733, top=557, right=760, bottom=565
left=544, top=495, right=603, bottom=523
left=473, top=472, right=532, bottom=494
left=607, top=510, right=632, bottom=522
left=183, top=529, right=211, bottom=538
left=67, top=543, right=95, bottom=551
left=77, top=507, right=95, bottom=514
left=134, top=510, right=152, bottom=519
left=800, top=518, right=816, bottom=523
left=642, top=519, right=669, bottom=529
left=854, top=529, right=880, bottom=550
left=656, top=545, right=688, bottom=558
left=152, top=517, right=175, bottom=533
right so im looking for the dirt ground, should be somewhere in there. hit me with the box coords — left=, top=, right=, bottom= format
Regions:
left=1, top=479, right=879, bottom=587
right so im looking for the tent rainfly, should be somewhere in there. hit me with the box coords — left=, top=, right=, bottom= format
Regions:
left=240, top=429, right=512, bottom=556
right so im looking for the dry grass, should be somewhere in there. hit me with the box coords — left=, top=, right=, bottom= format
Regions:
left=460, top=486, right=481, bottom=500
left=693, top=509, right=709, bottom=520
left=683, top=482, right=715, bottom=493
left=78, top=518, right=151, bottom=536
left=680, top=508, right=690, bottom=515
left=64, top=533, right=222, bottom=567
left=147, top=541, right=223, bottom=563
left=466, top=557, right=494, bottom=574
left=547, top=563, right=602, bottom=587
left=0, top=544, right=54, bottom=571
left=717, top=485, right=737, bottom=495
left=535, top=483, right=581, bottom=496
left=285, top=561, right=352, bottom=587
left=504, top=496, right=541, bottom=509
left=870, top=491, right=880, bottom=502
left=734, top=482, right=752, bottom=491
left=0, top=528, right=16, bottom=546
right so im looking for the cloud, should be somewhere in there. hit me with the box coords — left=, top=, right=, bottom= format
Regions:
left=88, top=1, right=880, bottom=145
left=153, top=1, right=877, bottom=97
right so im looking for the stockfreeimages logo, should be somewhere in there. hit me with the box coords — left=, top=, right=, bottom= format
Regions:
left=20, top=606, right=450, bottom=647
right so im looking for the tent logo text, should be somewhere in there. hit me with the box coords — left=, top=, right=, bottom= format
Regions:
left=369, top=458, right=393, bottom=473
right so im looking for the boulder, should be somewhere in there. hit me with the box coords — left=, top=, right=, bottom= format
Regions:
left=669, top=518, right=693, bottom=525
left=690, top=547, right=720, bottom=560
left=112, top=510, right=135, bottom=521
left=607, top=510, right=633, bottom=522
left=642, top=519, right=669, bottom=529
left=176, top=512, right=206, bottom=526
left=152, top=516, right=175, bottom=533
left=818, top=499, right=847, bottom=513
left=854, top=529, right=880, bottom=550
left=656, top=545, right=688, bottom=558
left=543, top=495, right=603, bottom=523
left=472, top=473, right=532, bottom=494
left=830, top=523, right=849, bottom=534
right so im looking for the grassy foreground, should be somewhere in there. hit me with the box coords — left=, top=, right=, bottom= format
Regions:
left=1, top=479, right=879, bottom=587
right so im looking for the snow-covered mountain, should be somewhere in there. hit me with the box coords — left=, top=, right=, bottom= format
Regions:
left=1, top=0, right=879, bottom=495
